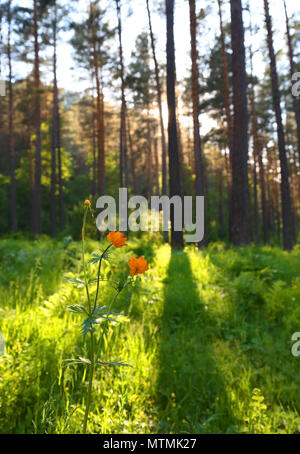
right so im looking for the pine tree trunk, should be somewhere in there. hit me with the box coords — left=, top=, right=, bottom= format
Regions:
left=229, top=0, right=251, bottom=245
left=91, top=89, right=97, bottom=196
left=7, top=1, right=17, bottom=232
left=57, top=111, right=64, bottom=230
left=218, top=0, right=233, bottom=239
left=189, top=0, right=205, bottom=247
left=116, top=0, right=128, bottom=189
left=33, top=0, right=42, bottom=234
left=283, top=0, right=300, bottom=169
left=249, top=33, right=268, bottom=243
left=218, top=0, right=233, bottom=159
left=154, top=136, right=160, bottom=195
left=264, top=0, right=295, bottom=250
left=50, top=1, right=58, bottom=238
left=146, top=0, right=167, bottom=199
left=147, top=117, right=153, bottom=200
left=127, top=114, right=138, bottom=194
left=26, top=79, right=35, bottom=231
left=166, top=0, right=183, bottom=248
left=217, top=151, right=225, bottom=236
left=90, top=2, right=105, bottom=196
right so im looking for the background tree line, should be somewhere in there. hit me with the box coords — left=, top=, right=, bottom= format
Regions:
left=0, top=0, right=299, bottom=250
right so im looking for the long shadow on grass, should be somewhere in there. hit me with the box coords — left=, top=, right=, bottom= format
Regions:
left=156, top=249, right=237, bottom=433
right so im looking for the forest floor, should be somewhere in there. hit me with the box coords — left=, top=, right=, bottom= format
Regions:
left=1, top=236, right=300, bottom=434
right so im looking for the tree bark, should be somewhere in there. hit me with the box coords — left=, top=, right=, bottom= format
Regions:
left=127, top=113, right=138, bottom=194
left=283, top=0, right=300, bottom=169
left=146, top=0, right=167, bottom=199
left=90, top=2, right=105, bottom=196
left=189, top=0, right=205, bottom=247
left=116, top=0, right=128, bottom=189
left=229, top=0, right=251, bottom=245
left=217, top=0, right=233, bottom=160
left=50, top=0, right=58, bottom=238
left=7, top=1, right=17, bottom=232
left=264, top=0, right=295, bottom=250
left=218, top=0, right=233, bottom=239
left=166, top=0, right=183, bottom=248
left=32, top=0, right=42, bottom=234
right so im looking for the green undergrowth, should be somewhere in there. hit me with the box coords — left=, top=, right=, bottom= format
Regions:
left=0, top=236, right=300, bottom=434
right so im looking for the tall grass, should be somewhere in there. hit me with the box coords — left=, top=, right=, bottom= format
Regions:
left=0, top=237, right=300, bottom=433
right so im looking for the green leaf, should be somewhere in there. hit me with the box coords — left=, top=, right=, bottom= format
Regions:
left=88, top=249, right=112, bottom=265
left=101, top=248, right=112, bottom=261
left=68, top=305, right=88, bottom=315
left=93, top=305, right=108, bottom=317
left=80, top=317, right=95, bottom=338
left=97, top=360, right=133, bottom=368
left=88, top=253, right=101, bottom=264
left=65, top=277, right=86, bottom=288
left=78, top=357, right=91, bottom=365
left=95, top=311, right=128, bottom=324
left=64, top=357, right=91, bottom=367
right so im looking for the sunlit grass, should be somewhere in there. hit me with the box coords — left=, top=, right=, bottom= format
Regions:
left=0, top=237, right=300, bottom=433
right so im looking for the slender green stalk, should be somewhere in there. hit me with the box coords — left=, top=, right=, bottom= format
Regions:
left=94, top=276, right=133, bottom=365
left=93, top=244, right=112, bottom=313
left=82, top=207, right=92, bottom=313
left=81, top=204, right=94, bottom=434
left=82, top=330, right=95, bottom=434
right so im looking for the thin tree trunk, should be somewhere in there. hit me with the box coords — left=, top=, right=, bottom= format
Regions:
left=189, top=0, right=205, bottom=247
left=283, top=0, right=300, bottom=169
left=166, top=0, right=183, bottom=248
left=252, top=154, right=259, bottom=243
left=146, top=0, right=167, bottom=240
left=7, top=1, right=17, bottom=232
left=116, top=0, right=128, bottom=189
left=90, top=2, right=105, bottom=196
left=33, top=0, right=42, bottom=234
left=153, top=136, right=160, bottom=195
left=92, top=88, right=97, bottom=196
left=218, top=149, right=225, bottom=236
left=147, top=117, right=153, bottom=200
left=248, top=18, right=268, bottom=243
left=218, top=0, right=233, bottom=240
left=218, top=0, right=233, bottom=159
left=57, top=110, right=64, bottom=230
left=26, top=79, right=35, bottom=231
left=264, top=0, right=295, bottom=250
left=229, top=0, right=251, bottom=245
left=50, top=1, right=58, bottom=238
left=127, top=113, right=138, bottom=194
left=146, top=0, right=167, bottom=199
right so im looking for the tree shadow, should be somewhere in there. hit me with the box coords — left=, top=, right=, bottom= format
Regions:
left=155, top=249, right=238, bottom=433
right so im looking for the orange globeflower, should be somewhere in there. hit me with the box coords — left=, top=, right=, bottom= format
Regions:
left=84, top=199, right=91, bottom=207
left=107, top=231, right=128, bottom=248
left=128, top=256, right=149, bottom=276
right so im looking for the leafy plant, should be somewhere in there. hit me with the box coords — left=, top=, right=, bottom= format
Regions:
left=65, top=200, right=148, bottom=433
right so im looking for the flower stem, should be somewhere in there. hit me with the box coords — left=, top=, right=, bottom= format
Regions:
left=82, top=330, right=95, bottom=434
left=81, top=205, right=94, bottom=433
left=82, top=208, right=92, bottom=313
left=93, top=244, right=112, bottom=314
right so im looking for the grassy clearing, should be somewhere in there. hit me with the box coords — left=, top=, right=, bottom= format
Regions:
left=0, top=237, right=300, bottom=433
